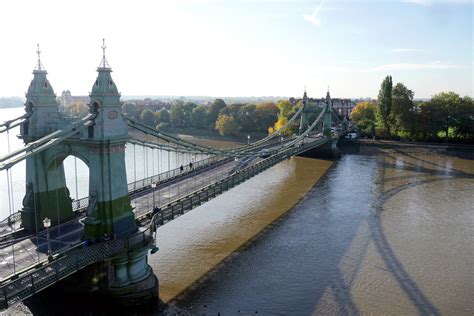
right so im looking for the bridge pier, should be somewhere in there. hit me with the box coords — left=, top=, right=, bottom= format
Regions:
left=297, top=138, right=341, bottom=159
left=106, top=248, right=159, bottom=305
left=58, top=246, right=159, bottom=307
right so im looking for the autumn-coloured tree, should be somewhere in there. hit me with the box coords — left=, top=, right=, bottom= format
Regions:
left=350, top=101, right=376, bottom=137
left=215, top=115, right=239, bottom=136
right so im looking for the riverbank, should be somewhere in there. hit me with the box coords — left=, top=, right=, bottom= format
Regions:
left=355, top=139, right=474, bottom=158
left=358, top=138, right=474, bottom=150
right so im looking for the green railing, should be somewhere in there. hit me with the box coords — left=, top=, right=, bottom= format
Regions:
left=0, top=227, right=153, bottom=310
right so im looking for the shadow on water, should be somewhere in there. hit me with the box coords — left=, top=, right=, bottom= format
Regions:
left=365, top=153, right=466, bottom=316
left=392, top=148, right=474, bottom=177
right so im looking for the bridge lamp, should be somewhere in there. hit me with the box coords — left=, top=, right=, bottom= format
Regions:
left=247, top=135, right=250, bottom=145
left=43, top=217, right=52, bottom=256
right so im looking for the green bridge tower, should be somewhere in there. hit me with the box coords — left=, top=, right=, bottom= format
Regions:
left=19, top=42, right=158, bottom=304
left=299, top=88, right=309, bottom=134
left=323, top=89, right=333, bottom=137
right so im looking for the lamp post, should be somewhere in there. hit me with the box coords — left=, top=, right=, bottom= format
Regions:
left=247, top=135, right=250, bottom=145
left=43, top=217, right=51, bottom=256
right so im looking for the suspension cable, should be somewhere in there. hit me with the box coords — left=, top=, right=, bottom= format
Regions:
left=167, top=144, right=171, bottom=205
left=158, top=147, right=161, bottom=207
left=74, top=156, right=79, bottom=209
left=54, top=157, right=61, bottom=238
left=6, top=128, right=16, bottom=273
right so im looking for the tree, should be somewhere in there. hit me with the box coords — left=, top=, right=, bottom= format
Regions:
left=122, top=103, right=140, bottom=120
left=454, top=96, right=474, bottom=139
left=191, top=105, right=208, bottom=129
left=390, top=83, right=415, bottom=134
left=350, top=101, right=376, bottom=123
left=215, top=115, right=239, bottom=136
left=418, top=101, right=445, bottom=140
left=376, top=75, right=393, bottom=136
left=276, top=100, right=295, bottom=119
left=350, top=101, right=376, bottom=137
left=219, top=103, right=243, bottom=118
left=157, top=109, right=170, bottom=124
left=237, top=104, right=258, bottom=132
left=207, top=99, right=227, bottom=129
left=170, top=101, right=186, bottom=126
left=140, top=109, right=156, bottom=126
left=255, top=102, right=279, bottom=133
left=430, top=92, right=462, bottom=142
left=268, top=117, right=293, bottom=136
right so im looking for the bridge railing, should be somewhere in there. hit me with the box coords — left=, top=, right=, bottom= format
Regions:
left=140, top=137, right=330, bottom=229
left=126, top=154, right=219, bottom=193
left=0, top=226, right=153, bottom=310
left=70, top=155, right=222, bottom=212
left=0, top=155, right=223, bottom=235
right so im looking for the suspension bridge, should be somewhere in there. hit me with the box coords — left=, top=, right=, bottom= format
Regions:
left=0, top=44, right=350, bottom=310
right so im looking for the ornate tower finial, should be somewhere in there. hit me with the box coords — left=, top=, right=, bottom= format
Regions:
left=102, top=38, right=106, bottom=60
left=99, top=38, right=111, bottom=69
left=35, top=43, right=44, bottom=71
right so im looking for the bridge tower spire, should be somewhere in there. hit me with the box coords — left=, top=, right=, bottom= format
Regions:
left=299, top=87, right=309, bottom=134
left=323, top=87, right=333, bottom=136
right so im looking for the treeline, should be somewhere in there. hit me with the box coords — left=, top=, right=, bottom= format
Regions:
left=350, top=76, right=474, bottom=143
left=122, top=97, right=327, bottom=138
left=123, top=99, right=287, bottom=137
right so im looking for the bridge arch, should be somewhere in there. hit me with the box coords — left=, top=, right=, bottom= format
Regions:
left=45, top=144, right=91, bottom=169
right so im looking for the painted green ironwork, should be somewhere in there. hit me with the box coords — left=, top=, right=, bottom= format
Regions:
left=323, top=90, right=333, bottom=137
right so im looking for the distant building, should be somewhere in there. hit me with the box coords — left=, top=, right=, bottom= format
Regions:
left=290, top=93, right=356, bottom=117
left=324, top=98, right=355, bottom=117
left=60, top=90, right=89, bottom=108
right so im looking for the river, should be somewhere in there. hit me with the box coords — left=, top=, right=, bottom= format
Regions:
left=163, top=147, right=474, bottom=315
left=2, top=107, right=473, bottom=314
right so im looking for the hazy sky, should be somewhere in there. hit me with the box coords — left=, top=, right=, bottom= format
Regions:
left=0, top=0, right=472, bottom=99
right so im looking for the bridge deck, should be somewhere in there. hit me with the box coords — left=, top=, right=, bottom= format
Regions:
left=0, top=149, right=264, bottom=280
